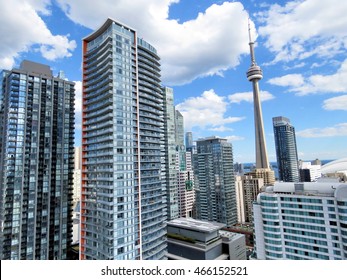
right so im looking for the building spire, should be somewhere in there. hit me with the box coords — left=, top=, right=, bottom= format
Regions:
left=248, top=18, right=256, bottom=66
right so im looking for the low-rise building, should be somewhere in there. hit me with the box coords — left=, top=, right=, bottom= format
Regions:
left=166, top=218, right=246, bottom=260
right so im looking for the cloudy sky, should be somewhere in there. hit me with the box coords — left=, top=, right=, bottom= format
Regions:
left=1, top=0, right=346, bottom=163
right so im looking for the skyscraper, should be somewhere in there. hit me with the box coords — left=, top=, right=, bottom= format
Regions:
left=175, top=110, right=184, bottom=147
left=235, top=175, right=264, bottom=224
left=163, top=87, right=179, bottom=220
left=81, top=18, right=166, bottom=260
left=0, top=60, right=75, bottom=260
left=185, top=132, right=193, bottom=152
left=273, top=116, right=299, bottom=182
left=246, top=22, right=275, bottom=186
left=194, top=136, right=237, bottom=226
left=176, top=145, right=195, bottom=218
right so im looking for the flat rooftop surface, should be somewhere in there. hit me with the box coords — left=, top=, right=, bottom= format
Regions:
left=167, top=218, right=225, bottom=233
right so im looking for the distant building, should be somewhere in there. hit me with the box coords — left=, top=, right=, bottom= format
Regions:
left=194, top=136, right=237, bottom=226
left=175, top=110, right=184, bottom=146
left=185, top=132, right=193, bottom=152
left=166, top=218, right=246, bottom=260
left=73, top=146, right=82, bottom=202
left=299, top=161, right=322, bottom=182
left=0, top=60, right=75, bottom=259
left=245, top=168, right=275, bottom=187
left=312, top=158, right=322, bottom=166
left=235, top=175, right=264, bottom=224
left=253, top=181, right=347, bottom=260
left=72, top=201, right=80, bottom=245
left=163, top=87, right=179, bottom=220
left=234, top=162, right=244, bottom=175
left=177, top=146, right=195, bottom=218
left=273, top=116, right=299, bottom=182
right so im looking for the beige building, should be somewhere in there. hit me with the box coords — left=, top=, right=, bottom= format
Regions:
left=245, top=168, right=275, bottom=186
left=235, top=175, right=264, bottom=224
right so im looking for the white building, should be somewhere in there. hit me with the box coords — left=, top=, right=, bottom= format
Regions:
left=299, top=161, right=322, bottom=182
left=73, top=146, right=82, bottom=202
left=253, top=181, right=347, bottom=260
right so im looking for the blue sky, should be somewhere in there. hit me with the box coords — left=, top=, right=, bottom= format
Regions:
left=1, top=0, right=346, bottom=163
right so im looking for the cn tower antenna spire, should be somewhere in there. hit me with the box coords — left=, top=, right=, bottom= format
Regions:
left=248, top=18, right=257, bottom=67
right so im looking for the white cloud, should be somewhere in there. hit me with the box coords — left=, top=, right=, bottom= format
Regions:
left=228, top=90, right=275, bottom=103
left=323, top=95, right=347, bottom=111
left=176, top=89, right=244, bottom=131
left=56, top=0, right=251, bottom=85
left=0, top=0, right=76, bottom=69
left=224, top=135, right=245, bottom=142
left=26, top=0, right=51, bottom=15
left=283, top=62, right=306, bottom=70
left=209, top=126, right=234, bottom=132
left=267, top=74, right=305, bottom=87
left=258, top=0, right=347, bottom=64
left=268, top=59, right=347, bottom=95
left=297, top=123, right=347, bottom=138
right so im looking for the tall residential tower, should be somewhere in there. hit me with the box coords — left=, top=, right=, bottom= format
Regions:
left=194, top=137, right=237, bottom=226
left=81, top=18, right=167, bottom=260
left=272, top=117, right=300, bottom=182
left=163, top=87, right=179, bottom=220
left=273, top=116, right=299, bottom=182
left=0, top=60, right=75, bottom=259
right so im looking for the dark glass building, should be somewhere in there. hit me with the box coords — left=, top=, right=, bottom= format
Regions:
left=0, top=60, right=75, bottom=259
left=273, top=116, right=299, bottom=182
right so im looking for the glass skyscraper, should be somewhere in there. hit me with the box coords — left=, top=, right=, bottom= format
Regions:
left=273, top=116, right=299, bottom=182
left=0, top=60, right=75, bottom=260
left=163, top=87, right=178, bottom=220
left=185, top=132, right=193, bottom=152
left=194, top=136, right=237, bottom=226
left=81, top=18, right=166, bottom=260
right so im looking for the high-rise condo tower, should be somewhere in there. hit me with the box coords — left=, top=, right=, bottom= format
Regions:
left=0, top=61, right=75, bottom=259
left=81, top=18, right=167, bottom=260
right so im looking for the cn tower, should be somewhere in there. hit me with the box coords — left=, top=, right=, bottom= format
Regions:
left=246, top=21, right=275, bottom=185
left=247, top=21, right=269, bottom=169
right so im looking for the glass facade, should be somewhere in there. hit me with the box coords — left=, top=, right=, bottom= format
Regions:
left=273, top=116, right=299, bottom=182
left=194, top=137, right=237, bottom=226
left=0, top=61, right=75, bottom=259
left=81, top=19, right=166, bottom=260
left=162, top=87, right=178, bottom=220
left=253, top=183, right=347, bottom=260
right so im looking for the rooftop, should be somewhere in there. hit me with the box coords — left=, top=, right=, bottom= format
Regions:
left=262, top=181, right=347, bottom=200
left=167, top=218, right=225, bottom=233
